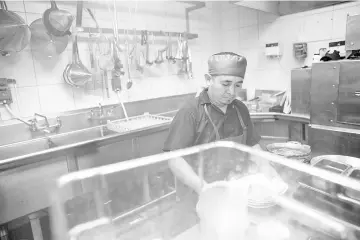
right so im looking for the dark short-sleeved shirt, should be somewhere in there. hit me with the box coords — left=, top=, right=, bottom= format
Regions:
left=163, top=89, right=261, bottom=152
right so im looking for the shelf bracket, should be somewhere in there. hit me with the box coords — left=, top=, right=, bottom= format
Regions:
left=182, top=1, right=206, bottom=34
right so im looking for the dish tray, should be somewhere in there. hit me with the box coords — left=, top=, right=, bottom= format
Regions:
left=107, top=113, right=173, bottom=133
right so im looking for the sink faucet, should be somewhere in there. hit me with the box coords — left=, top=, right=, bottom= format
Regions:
left=31, top=114, right=62, bottom=134
left=98, top=103, right=104, bottom=117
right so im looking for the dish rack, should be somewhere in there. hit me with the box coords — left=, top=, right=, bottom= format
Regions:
left=106, top=113, right=173, bottom=133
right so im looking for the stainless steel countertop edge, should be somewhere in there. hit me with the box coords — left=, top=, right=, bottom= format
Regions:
left=0, top=112, right=310, bottom=171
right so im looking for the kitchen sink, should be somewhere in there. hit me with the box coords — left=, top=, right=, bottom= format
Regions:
left=0, top=126, right=111, bottom=161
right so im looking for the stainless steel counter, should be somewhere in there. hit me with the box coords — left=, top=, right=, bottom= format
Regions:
left=0, top=112, right=310, bottom=171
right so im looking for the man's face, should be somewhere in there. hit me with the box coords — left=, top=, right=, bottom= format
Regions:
left=207, top=75, right=244, bottom=105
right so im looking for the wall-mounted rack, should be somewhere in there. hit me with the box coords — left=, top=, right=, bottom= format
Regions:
left=79, top=27, right=198, bottom=40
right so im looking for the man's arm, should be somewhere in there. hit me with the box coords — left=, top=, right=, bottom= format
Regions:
left=252, top=143, right=279, bottom=178
left=168, top=157, right=205, bottom=194
left=163, top=105, right=205, bottom=193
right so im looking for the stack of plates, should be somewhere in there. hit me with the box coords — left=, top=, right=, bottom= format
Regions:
left=266, top=141, right=311, bottom=163
left=244, top=174, right=288, bottom=208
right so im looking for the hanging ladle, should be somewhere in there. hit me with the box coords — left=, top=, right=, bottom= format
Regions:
left=154, top=33, right=168, bottom=65
left=63, top=1, right=92, bottom=87
left=124, top=29, right=133, bottom=89
left=63, top=34, right=92, bottom=87
left=166, top=33, right=176, bottom=64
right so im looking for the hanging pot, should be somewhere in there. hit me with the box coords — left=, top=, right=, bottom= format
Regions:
left=29, top=18, right=68, bottom=58
left=42, top=0, right=73, bottom=37
left=0, top=1, right=31, bottom=56
left=63, top=35, right=92, bottom=87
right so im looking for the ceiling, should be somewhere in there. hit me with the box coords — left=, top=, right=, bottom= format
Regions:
left=233, top=1, right=352, bottom=15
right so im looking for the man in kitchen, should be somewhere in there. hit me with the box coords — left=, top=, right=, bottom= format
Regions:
left=163, top=52, right=278, bottom=205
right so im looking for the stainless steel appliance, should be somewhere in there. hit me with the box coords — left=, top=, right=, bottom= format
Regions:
left=309, top=13, right=360, bottom=158
left=309, top=60, right=360, bottom=157
left=291, top=68, right=311, bottom=116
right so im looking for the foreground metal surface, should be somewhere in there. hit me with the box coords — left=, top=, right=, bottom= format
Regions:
left=51, top=141, right=360, bottom=240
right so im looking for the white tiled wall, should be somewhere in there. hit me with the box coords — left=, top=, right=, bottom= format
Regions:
left=0, top=1, right=222, bottom=121
left=219, top=1, right=360, bottom=99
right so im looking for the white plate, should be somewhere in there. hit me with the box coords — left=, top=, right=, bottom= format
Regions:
left=248, top=202, right=277, bottom=209
left=243, top=174, right=288, bottom=208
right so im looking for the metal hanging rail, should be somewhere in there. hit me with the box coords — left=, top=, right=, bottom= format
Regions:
left=80, top=27, right=198, bottom=40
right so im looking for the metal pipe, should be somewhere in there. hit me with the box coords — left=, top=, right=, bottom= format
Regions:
left=34, top=113, right=49, bottom=127
left=116, top=91, right=129, bottom=120
left=112, top=190, right=176, bottom=222
left=80, top=27, right=198, bottom=40
left=3, top=104, right=34, bottom=128
left=184, top=1, right=205, bottom=33
left=112, top=0, right=119, bottom=41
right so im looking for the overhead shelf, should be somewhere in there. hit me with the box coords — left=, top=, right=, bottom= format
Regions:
left=80, top=27, right=198, bottom=40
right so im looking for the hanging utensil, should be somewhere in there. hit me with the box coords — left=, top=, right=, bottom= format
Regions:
left=166, top=33, right=176, bottom=64
left=85, top=8, right=98, bottom=72
left=42, top=0, right=73, bottom=37
left=154, top=33, right=168, bottom=65
left=155, top=49, right=164, bottom=64
left=109, top=0, right=124, bottom=93
left=63, top=0, right=92, bottom=87
left=175, top=34, right=183, bottom=60
left=0, top=1, right=31, bottom=56
left=145, top=31, right=153, bottom=66
left=98, top=38, right=114, bottom=71
left=183, top=39, right=193, bottom=79
left=132, top=28, right=145, bottom=73
left=29, top=18, right=68, bottom=58
left=63, top=35, right=92, bottom=87
left=124, top=30, right=133, bottom=89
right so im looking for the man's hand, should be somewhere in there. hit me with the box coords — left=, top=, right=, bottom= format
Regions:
left=258, top=163, right=279, bottom=179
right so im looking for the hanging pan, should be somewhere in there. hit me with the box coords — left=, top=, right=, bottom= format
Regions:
left=42, top=0, right=73, bottom=37
left=0, top=1, right=31, bottom=56
left=29, top=18, right=68, bottom=58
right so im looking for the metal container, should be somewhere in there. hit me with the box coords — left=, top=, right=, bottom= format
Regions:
left=310, top=155, right=357, bottom=192
left=291, top=68, right=311, bottom=116
left=344, top=168, right=360, bottom=201
left=106, top=113, right=173, bottom=133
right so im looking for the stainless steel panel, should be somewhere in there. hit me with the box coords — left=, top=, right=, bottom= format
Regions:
left=0, top=157, right=69, bottom=224
left=309, top=125, right=360, bottom=158
left=310, top=61, right=340, bottom=126
left=0, top=127, right=106, bottom=161
left=138, top=130, right=169, bottom=157
left=345, top=14, right=360, bottom=51
left=337, top=60, right=360, bottom=126
left=77, top=140, right=134, bottom=170
left=0, top=124, right=170, bottom=171
left=291, top=68, right=311, bottom=115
